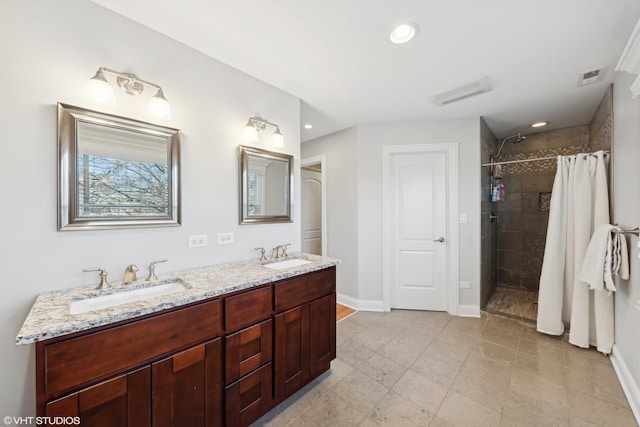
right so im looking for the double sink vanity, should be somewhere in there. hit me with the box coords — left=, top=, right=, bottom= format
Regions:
left=17, top=253, right=340, bottom=426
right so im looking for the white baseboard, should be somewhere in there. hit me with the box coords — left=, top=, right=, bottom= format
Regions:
left=337, top=293, right=385, bottom=312
left=458, top=304, right=481, bottom=318
left=610, top=344, right=640, bottom=424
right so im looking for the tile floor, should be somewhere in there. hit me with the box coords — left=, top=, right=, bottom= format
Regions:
left=253, top=309, right=637, bottom=427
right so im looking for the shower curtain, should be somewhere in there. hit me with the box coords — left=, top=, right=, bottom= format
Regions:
left=537, top=151, right=614, bottom=354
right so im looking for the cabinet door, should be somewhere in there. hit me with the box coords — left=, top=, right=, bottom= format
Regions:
left=46, top=366, right=150, bottom=427
left=274, top=305, right=310, bottom=401
left=309, top=293, right=336, bottom=377
left=152, top=339, right=223, bottom=427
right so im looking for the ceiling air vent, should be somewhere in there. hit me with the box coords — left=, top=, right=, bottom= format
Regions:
left=577, top=67, right=606, bottom=87
left=429, top=76, right=492, bottom=106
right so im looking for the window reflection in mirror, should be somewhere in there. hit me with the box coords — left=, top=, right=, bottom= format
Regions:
left=76, top=122, right=169, bottom=217
left=58, top=103, right=180, bottom=230
left=240, top=145, right=293, bottom=224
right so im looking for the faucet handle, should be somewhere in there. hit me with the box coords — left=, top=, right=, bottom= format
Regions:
left=145, top=259, right=167, bottom=281
left=280, top=243, right=291, bottom=258
left=255, top=248, right=267, bottom=262
left=84, top=267, right=109, bottom=289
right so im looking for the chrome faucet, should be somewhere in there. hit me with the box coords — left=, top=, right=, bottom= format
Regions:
left=123, top=264, right=138, bottom=284
left=145, top=259, right=167, bottom=281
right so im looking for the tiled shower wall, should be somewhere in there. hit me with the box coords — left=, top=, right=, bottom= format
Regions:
left=489, top=85, right=613, bottom=293
left=480, top=118, right=498, bottom=308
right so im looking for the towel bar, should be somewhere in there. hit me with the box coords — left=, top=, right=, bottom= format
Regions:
left=614, top=227, right=639, bottom=236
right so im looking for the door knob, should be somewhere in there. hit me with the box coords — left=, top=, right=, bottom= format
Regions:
left=434, top=237, right=445, bottom=243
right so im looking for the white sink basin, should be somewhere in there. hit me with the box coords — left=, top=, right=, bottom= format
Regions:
left=263, top=258, right=312, bottom=270
left=70, top=278, right=189, bottom=314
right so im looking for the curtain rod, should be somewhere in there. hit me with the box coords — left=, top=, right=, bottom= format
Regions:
left=481, top=150, right=610, bottom=167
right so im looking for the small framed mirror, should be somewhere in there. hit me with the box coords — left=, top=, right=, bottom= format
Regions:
left=58, top=103, right=180, bottom=230
left=239, top=145, right=293, bottom=224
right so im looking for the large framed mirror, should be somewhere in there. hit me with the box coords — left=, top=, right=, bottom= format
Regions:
left=239, top=145, right=293, bottom=224
left=58, top=103, right=180, bottom=230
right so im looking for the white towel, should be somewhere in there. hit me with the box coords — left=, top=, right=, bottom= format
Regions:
left=579, top=224, right=629, bottom=294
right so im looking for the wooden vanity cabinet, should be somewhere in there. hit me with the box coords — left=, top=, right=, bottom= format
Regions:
left=37, top=299, right=223, bottom=427
left=274, top=268, right=336, bottom=402
left=36, top=266, right=336, bottom=427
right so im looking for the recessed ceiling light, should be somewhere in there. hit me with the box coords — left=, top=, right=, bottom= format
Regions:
left=530, top=121, right=549, bottom=128
left=390, top=23, right=418, bottom=44
left=304, top=123, right=313, bottom=129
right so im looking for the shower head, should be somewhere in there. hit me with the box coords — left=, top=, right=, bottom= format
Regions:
left=494, top=133, right=527, bottom=158
left=511, top=134, right=527, bottom=144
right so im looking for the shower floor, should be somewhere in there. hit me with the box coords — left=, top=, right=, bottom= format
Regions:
left=485, top=286, right=538, bottom=322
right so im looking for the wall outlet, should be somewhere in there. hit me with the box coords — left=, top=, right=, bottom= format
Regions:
left=217, top=232, right=234, bottom=245
left=188, top=234, right=208, bottom=248
left=459, top=281, right=471, bottom=289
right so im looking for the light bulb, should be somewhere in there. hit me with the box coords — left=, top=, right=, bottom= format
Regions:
left=147, top=89, right=172, bottom=120
left=271, top=127, right=284, bottom=148
left=244, top=119, right=259, bottom=141
left=84, top=69, right=116, bottom=105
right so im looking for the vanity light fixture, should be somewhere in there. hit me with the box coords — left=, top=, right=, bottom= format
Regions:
left=244, top=116, right=284, bottom=147
left=390, top=22, right=418, bottom=44
left=530, top=121, right=549, bottom=128
left=84, top=67, right=172, bottom=120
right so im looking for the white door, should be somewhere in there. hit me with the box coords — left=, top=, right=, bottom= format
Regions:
left=389, top=151, right=447, bottom=310
left=301, top=167, right=322, bottom=255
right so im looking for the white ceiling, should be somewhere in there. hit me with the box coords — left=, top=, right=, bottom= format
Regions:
left=91, top=0, right=640, bottom=142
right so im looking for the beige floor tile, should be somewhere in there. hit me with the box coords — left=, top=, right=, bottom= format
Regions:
left=480, top=325, right=521, bottom=349
left=513, top=349, right=566, bottom=386
left=336, top=317, right=366, bottom=338
left=510, top=368, right=569, bottom=409
left=363, top=389, right=434, bottom=426
left=376, top=339, right=424, bottom=368
left=436, top=390, right=501, bottom=427
left=500, top=388, right=570, bottom=427
left=394, top=324, right=439, bottom=349
left=298, top=392, right=368, bottom=427
left=349, top=311, right=385, bottom=327
left=357, top=352, right=407, bottom=388
left=368, top=317, right=408, bottom=338
left=352, top=328, right=394, bottom=349
left=333, top=370, right=390, bottom=414
left=460, top=352, right=513, bottom=385
left=472, top=339, right=517, bottom=366
left=428, top=417, right=455, bottom=427
left=392, top=370, right=448, bottom=412
left=410, top=351, right=463, bottom=388
left=450, top=370, right=510, bottom=412
left=565, top=366, right=630, bottom=408
left=424, top=337, right=474, bottom=364
left=567, top=389, right=637, bottom=426
left=336, top=338, right=376, bottom=367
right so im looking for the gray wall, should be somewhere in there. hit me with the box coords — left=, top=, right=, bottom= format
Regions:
left=301, top=127, right=360, bottom=300
left=612, top=71, right=640, bottom=411
left=303, top=119, right=482, bottom=309
left=0, top=1, right=300, bottom=416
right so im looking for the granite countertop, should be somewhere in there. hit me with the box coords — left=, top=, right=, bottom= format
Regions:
left=16, top=253, right=340, bottom=345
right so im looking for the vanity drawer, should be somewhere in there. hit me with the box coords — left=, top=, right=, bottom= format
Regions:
left=274, top=267, right=336, bottom=312
left=44, top=299, right=221, bottom=397
left=225, top=363, right=273, bottom=427
left=224, top=286, right=272, bottom=333
left=225, top=319, right=272, bottom=384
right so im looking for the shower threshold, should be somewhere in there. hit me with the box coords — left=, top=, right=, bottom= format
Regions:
left=484, top=286, right=538, bottom=323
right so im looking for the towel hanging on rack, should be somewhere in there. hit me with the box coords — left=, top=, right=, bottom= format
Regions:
left=579, top=224, right=629, bottom=294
